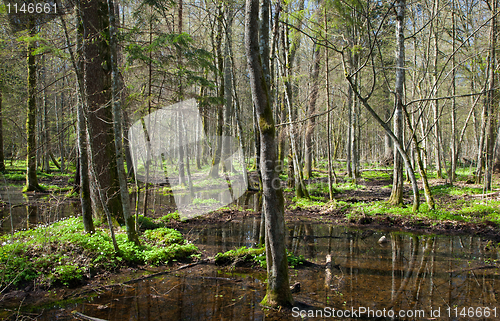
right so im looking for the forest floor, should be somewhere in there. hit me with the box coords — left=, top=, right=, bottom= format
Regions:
left=174, top=168, right=500, bottom=242
left=2, top=165, right=500, bottom=318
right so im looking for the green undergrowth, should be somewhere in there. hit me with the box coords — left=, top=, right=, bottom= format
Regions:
left=334, top=182, right=365, bottom=192
left=342, top=198, right=500, bottom=226
left=290, top=196, right=327, bottom=209
left=362, top=169, right=391, bottom=180
left=0, top=217, right=197, bottom=290
left=136, top=212, right=182, bottom=229
left=214, top=246, right=306, bottom=269
left=429, top=184, right=483, bottom=196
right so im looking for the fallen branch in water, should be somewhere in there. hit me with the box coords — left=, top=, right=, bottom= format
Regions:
left=72, top=311, right=108, bottom=321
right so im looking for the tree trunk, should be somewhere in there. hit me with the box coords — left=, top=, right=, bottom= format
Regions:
left=41, top=56, right=51, bottom=173
left=431, top=0, right=442, bottom=179
left=229, top=42, right=250, bottom=189
left=346, top=84, right=353, bottom=177
left=245, top=0, right=293, bottom=307
left=25, top=18, right=42, bottom=192
left=344, top=0, right=420, bottom=212
left=0, top=90, right=4, bottom=172
left=281, top=25, right=309, bottom=199
left=222, top=2, right=234, bottom=173
left=324, top=12, right=336, bottom=197
left=208, top=3, right=224, bottom=179
left=450, top=0, right=457, bottom=182
left=485, top=0, right=499, bottom=191
left=389, top=0, right=406, bottom=206
left=58, top=0, right=94, bottom=233
left=304, top=44, right=321, bottom=180
left=82, top=0, right=123, bottom=223
left=75, top=10, right=94, bottom=234
left=107, top=0, right=140, bottom=245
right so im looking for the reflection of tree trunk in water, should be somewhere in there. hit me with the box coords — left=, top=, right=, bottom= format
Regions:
left=325, top=226, right=334, bottom=289
left=389, top=235, right=419, bottom=308
left=412, top=237, right=434, bottom=301
left=325, top=254, right=333, bottom=289
left=253, top=216, right=259, bottom=243
left=291, top=225, right=303, bottom=254
left=429, top=237, right=436, bottom=306
left=447, top=238, right=453, bottom=305
left=327, top=226, right=334, bottom=253
left=391, top=233, right=403, bottom=303
left=304, top=224, right=316, bottom=258
left=26, top=199, right=37, bottom=229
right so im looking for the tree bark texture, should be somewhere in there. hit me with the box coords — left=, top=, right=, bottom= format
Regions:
left=485, top=0, right=499, bottom=191
left=25, top=18, right=41, bottom=192
left=245, top=0, right=293, bottom=307
left=0, top=90, right=4, bottom=172
left=107, top=0, right=140, bottom=245
left=82, top=0, right=123, bottom=222
left=389, top=0, right=406, bottom=206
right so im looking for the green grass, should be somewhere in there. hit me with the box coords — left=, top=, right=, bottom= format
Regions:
left=428, top=184, right=483, bottom=196
left=334, top=182, right=365, bottom=192
left=362, top=169, right=391, bottom=180
left=0, top=217, right=197, bottom=290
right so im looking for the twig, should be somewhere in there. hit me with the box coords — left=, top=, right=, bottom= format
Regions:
left=72, top=311, right=108, bottom=321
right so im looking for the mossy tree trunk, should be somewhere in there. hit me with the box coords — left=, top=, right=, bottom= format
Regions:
left=245, top=0, right=293, bottom=307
